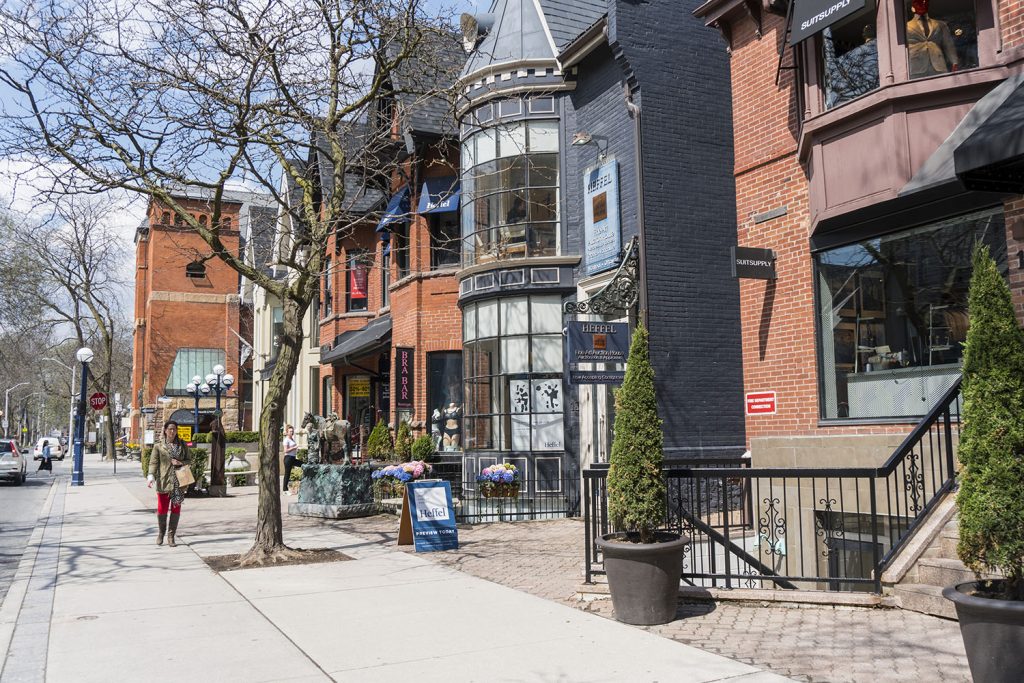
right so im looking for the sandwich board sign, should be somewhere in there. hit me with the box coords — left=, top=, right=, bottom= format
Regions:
left=398, top=480, right=459, bottom=552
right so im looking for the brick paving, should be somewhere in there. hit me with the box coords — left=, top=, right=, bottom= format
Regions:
left=129, top=482, right=971, bottom=682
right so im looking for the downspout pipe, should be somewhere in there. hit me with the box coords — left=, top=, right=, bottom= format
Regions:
left=624, top=84, right=648, bottom=325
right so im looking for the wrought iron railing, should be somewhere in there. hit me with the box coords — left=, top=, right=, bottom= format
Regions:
left=583, top=378, right=962, bottom=593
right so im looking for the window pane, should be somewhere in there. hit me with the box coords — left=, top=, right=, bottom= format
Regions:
left=462, top=137, right=475, bottom=171
left=474, top=160, right=499, bottom=196
left=478, top=299, right=498, bottom=337
left=497, top=121, right=527, bottom=158
left=501, top=296, right=528, bottom=335
left=476, top=128, right=497, bottom=164
left=906, top=0, right=976, bottom=79
left=530, top=153, right=558, bottom=187
left=528, top=223, right=558, bottom=257
left=528, top=121, right=559, bottom=152
left=501, top=190, right=528, bottom=225
left=463, top=302, right=477, bottom=342
left=816, top=209, right=1005, bottom=419
left=822, top=4, right=879, bottom=109
left=528, top=188, right=557, bottom=222
left=509, top=378, right=531, bottom=451
left=497, top=156, right=527, bottom=190
left=532, top=335, right=562, bottom=372
left=531, top=296, right=563, bottom=333
left=499, top=225, right=528, bottom=259
left=501, top=337, right=529, bottom=372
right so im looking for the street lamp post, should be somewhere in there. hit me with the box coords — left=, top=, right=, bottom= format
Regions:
left=185, top=375, right=210, bottom=441
left=3, top=382, right=29, bottom=438
left=72, top=347, right=94, bottom=487
left=204, top=364, right=234, bottom=418
left=43, top=357, right=76, bottom=451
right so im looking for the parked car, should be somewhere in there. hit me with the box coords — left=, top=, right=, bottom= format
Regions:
left=0, top=439, right=28, bottom=485
left=33, top=438, right=64, bottom=461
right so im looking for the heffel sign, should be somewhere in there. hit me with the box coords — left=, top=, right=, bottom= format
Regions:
left=583, top=160, right=622, bottom=276
left=789, top=0, right=866, bottom=45
left=731, top=246, right=777, bottom=280
left=395, top=347, right=414, bottom=409
left=567, top=321, right=630, bottom=364
left=406, top=480, right=459, bottom=551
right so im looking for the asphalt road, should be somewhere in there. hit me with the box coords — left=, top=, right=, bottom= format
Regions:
left=0, top=461, right=60, bottom=605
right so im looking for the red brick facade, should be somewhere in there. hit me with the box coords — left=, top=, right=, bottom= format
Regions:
left=318, top=143, right=461, bottom=439
left=698, top=0, right=1024, bottom=452
left=130, top=198, right=244, bottom=441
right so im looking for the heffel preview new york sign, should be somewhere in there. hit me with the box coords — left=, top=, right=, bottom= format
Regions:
left=789, top=0, right=866, bottom=45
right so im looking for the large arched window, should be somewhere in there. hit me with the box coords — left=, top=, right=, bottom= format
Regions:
left=461, top=120, right=559, bottom=266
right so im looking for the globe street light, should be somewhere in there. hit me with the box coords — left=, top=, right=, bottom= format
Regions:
left=185, top=375, right=210, bottom=441
left=3, top=382, right=29, bottom=438
left=206, top=365, right=234, bottom=417
left=72, top=347, right=94, bottom=487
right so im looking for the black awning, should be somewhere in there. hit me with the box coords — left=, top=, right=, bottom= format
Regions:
left=954, top=73, right=1024, bottom=193
left=320, top=315, right=392, bottom=365
left=789, top=0, right=866, bottom=45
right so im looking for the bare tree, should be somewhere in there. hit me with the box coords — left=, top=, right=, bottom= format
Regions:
left=0, top=200, right=130, bottom=457
left=0, top=0, right=458, bottom=564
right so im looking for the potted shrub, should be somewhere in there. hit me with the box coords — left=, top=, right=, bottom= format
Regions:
left=366, top=419, right=392, bottom=462
left=394, top=421, right=414, bottom=460
left=943, top=245, right=1024, bottom=682
left=595, top=323, right=686, bottom=625
left=411, top=434, right=436, bottom=462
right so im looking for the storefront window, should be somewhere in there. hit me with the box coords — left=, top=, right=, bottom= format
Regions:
left=431, top=214, right=461, bottom=269
left=815, top=209, right=1005, bottom=419
left=463, top=295, right=564, bottom=451
left=346, top=250, right=368, bottom=312
left=905, top=0, right=976, bottom=79
left=428, top=352, right=464, bottom=450
left=461, top=120, right=559, bottom=266
left=822, top=4, right=879, bottom=109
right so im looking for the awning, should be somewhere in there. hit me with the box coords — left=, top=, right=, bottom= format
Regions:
left=789, top=0, right=867, bottom=46
left=417, top=176, right=460, bottom=214
left=376, top=186, right=409, bottom=232
left=954, top=73, right=1024, bottom=193
left=810, top=78, right=1014, bottom=251
left=320, top=315, right=392, bottom=365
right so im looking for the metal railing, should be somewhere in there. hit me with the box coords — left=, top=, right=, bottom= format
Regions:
left=584, top=378, right=962, bottom=592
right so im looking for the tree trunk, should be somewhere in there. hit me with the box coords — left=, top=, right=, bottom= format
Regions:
left=210, top=430, right=226, bottom=490
left=240, top=296, right=308, bottom=566
left=102, top=403, right=116, bottom=461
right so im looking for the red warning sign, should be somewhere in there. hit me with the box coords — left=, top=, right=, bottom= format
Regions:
left=745, top=391, right=776, bottom=416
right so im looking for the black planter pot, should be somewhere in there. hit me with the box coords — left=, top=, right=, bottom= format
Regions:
left=596, top=531, right=688, bottom=626
left=943, top=581, right=1024, bottom=683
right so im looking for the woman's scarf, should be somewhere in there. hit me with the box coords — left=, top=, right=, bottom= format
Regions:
left=166, top=439, right=185, bottom=506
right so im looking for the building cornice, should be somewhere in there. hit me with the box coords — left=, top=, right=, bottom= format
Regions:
left=457, top=255, right=581, bottom=279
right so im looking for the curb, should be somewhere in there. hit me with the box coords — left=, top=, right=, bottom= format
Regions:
left=0, top=477, right=61, bottom=672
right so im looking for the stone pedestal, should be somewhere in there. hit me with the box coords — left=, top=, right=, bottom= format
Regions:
left=288, top=463, right=374, bottom=519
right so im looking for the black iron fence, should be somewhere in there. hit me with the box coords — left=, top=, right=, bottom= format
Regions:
left=584, top=379, right=962, bottom=592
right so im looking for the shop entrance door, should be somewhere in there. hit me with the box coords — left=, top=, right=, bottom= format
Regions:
left=346, top=375, right=374, bottom=454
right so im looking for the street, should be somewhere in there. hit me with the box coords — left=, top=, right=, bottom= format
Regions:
left=0, top=462, right=60, bottom=605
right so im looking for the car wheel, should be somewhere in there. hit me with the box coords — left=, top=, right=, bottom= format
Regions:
left=14, top=473, right=24, bottom=486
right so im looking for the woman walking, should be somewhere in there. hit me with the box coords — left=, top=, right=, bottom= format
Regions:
left=37, top=439, right=52, bottom=472
left=147, top=420, right=192, bottom=547
left=282, top=424, right=298, bottom=495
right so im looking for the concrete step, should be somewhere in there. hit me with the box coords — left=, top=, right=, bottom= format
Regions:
left=940, top=532, right=960, bottom=558
left=917, top=557, right=982, bottom=587
left=893, top=583, right=957, bottom=620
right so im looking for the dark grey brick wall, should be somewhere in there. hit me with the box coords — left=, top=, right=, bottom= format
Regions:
left=569, top=0, right=743, bottom=457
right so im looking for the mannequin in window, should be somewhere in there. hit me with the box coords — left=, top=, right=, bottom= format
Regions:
left=442, top=402, right=461, bottom=451
left=907, top=0, right=959, bottom=78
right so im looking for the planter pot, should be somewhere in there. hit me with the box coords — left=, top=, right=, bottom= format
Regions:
left=944, top=581, right=1024, bottom=683
left=596, top=532, right=688, bottom=626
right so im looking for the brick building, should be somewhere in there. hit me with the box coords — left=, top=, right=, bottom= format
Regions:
left=455, top=0, right=744, bottom=496
left=130, top=193, right=249, bottom=442
left=694, top=0, right=1024, bottom=461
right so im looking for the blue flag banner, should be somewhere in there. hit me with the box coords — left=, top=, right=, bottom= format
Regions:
left=406, top=480, right=459, bottom=552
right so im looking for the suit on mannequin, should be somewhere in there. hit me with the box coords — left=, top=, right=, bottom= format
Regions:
left=907, top=0, right=959, bottom=78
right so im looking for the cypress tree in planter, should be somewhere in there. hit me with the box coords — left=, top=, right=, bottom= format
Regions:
left=596, top=323, right=687, bottom=625
left=943, top=244, right=1024, bottom=682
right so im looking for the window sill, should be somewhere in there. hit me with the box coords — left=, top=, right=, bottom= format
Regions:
left=388, top=268, right=460, bottom=292
left=457, top=255, right=581, bottom=279
left=816, top=417, right=925, bottom=427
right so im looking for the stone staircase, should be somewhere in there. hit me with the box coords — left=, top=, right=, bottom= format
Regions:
left=891, top=514, right=995, bottom=620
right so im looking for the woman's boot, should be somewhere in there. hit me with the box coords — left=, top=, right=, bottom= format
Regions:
left=157, top=514, right=167, bottom=546
left=167, top=513, right=180, bottom=547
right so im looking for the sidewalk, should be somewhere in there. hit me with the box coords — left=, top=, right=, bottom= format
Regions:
left=1, top=455, right=791, bottom=682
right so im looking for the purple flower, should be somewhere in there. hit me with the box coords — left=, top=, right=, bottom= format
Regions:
left=501, top=471, right=514, bottom=483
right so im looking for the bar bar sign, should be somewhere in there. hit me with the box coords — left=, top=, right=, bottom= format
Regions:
left=731, top=247, right=777, bottom=280
left=395, top=347, right=414, bottom=409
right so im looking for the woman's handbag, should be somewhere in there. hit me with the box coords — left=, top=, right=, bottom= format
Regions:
left=174, top=464, right=196, bottom=488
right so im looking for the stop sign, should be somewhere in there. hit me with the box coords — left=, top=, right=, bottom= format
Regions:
left=89, top=393, right=108, bottom=411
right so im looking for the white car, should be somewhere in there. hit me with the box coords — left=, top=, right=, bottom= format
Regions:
left=0, top=439, right=28, bottom=485
left=33, top=438, right=64, bottom=461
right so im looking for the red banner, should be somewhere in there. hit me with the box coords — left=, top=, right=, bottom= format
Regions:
left=349, top=262, right=368, bottom=300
